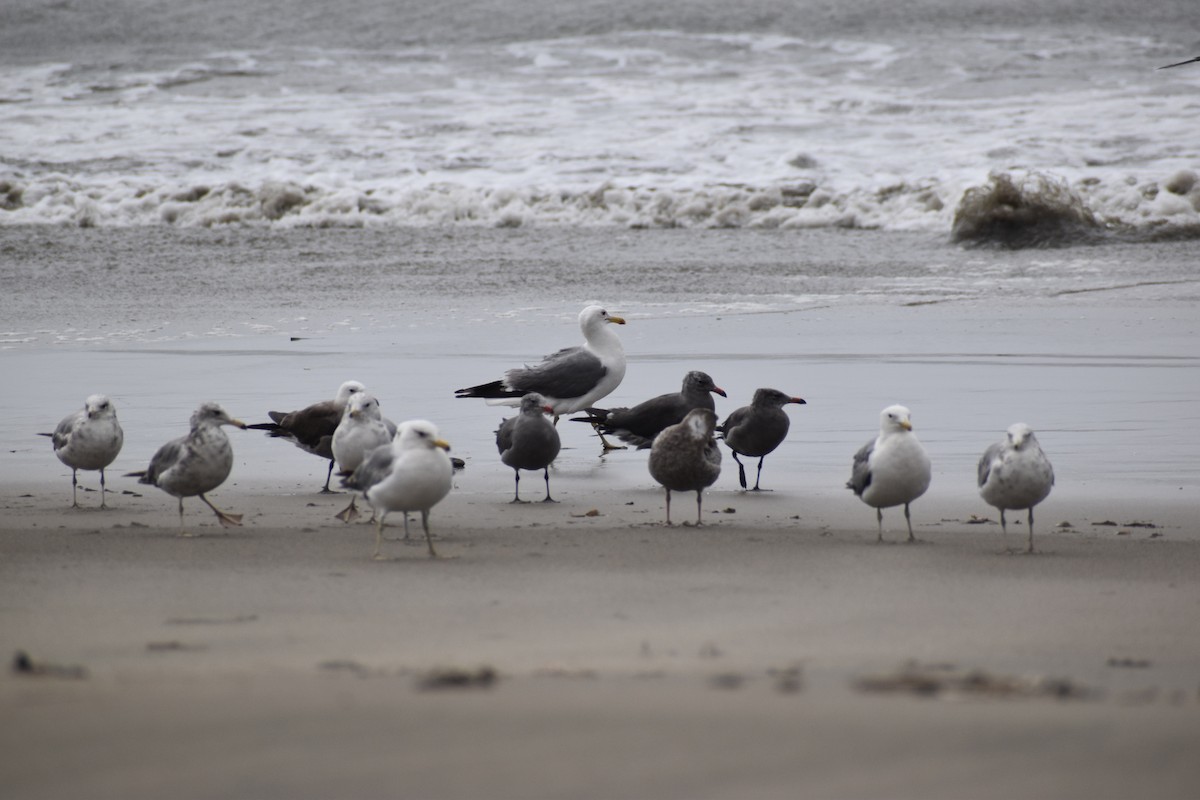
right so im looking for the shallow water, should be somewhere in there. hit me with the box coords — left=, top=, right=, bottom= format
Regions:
left=2, top=227, right=1196, bottom=520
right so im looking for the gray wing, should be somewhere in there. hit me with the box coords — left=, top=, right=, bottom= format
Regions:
left=506, top=346, right=606, bottom=399
left=144, top=435, right=187, bottom=485
left=716, top=405, right=750, bottom=437
left=383, top=417, right=398, bottom=438
left=50, top=411, right=81, bottom=450
left=495, top=416, right=516, bottom=455
left=846, top=438, right=874, bottom=496
left=343, top=443, right=394, bottom=492
left=977, top=442, right=1004, bottom=487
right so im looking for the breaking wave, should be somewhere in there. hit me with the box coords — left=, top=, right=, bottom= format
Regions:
left=3, top=170, right=1200, bottom=243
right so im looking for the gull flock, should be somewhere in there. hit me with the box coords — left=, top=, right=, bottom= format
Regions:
left=38, top=305, right=1056, bottom=557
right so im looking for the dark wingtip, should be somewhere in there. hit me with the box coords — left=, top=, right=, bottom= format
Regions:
left=1158, top=56, right=1200, bottom=70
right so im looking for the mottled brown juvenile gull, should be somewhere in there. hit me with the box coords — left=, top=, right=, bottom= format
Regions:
left=39, top=394, right=124, bottom=508
left=455, top=306, right=626, bottom=448
left=648, top=408, right=722, bottom=526
left=125, top=403, right=246, bottom=529
left=847, top=405, right=932, bottom=543
left=331, top=393, right=394, bottom=523
left=718, top=388, right=806, bottom=491
left=496, top=393, right=562, bottom=503
left=978, top=423, right=1055, bottom=554
left=573, top=370, right=727, bottom=450
left=341, top=420, right=453, bottom=559
left=249, top=380, right=393, bottom=492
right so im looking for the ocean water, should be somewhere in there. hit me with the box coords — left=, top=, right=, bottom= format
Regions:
left=1, top=0, right=1198, bottom=234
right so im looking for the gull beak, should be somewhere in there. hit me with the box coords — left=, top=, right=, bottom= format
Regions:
left=434, top=438, right=452, bottom=452
left=791, top=397, right=807, bottom=405
left=900, top=420, right=913, bottom=431
left=713, top=385, right=728, bottom=398
left=543, top=405, right=555, bottom=415
left=230, top=418, right=248, bottom=430
left=607, top=315, right=626, bottom=325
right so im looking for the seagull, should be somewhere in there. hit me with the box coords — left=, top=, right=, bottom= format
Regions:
left=455, top=305, right=627, bottom=448
left=978, top=423, right=1055, bottom=554
left=648, top=408, right=722, bottom=525
left=341, top=420, right=453, bottom=559
left=248, top=380, right=393, bottom=492
left=331, top=393, right=394, bottom=523
left=846, top=405, right=932, bottom=543
left=125, top=403, right=246, bottom=530
left=1158, top=56, right=1200, bottom=69
left=39, top=394, right=124, bottom=508
left=496, top=393, right=562, bottom=503
left=573, top=370, right=727, bottom=450
left=718, top=388, right=806, bottom=491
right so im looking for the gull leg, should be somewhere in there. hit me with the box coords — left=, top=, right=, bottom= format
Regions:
left=373, top=513, right=388, bottom=560
left=335, top=495, right=360, bottom=523
left=753, top=457, right=766, bottom=492
left=664, top=488, right=673, bottom=526
left=71, top=469, right=79, bottom=508
left=1027, top=508, right=1036, bottom=554
left=904, top=502, right=916, bottom=543
left=999, top=509, right=1008, bottom=536
left=541, top=467, right=557, bottom=503
left=402, top=512, right=412, bottom=541
left=592, top=422, right=627, bottom=452
left=732, top=452, right=748, bottom=490
left=320, top=460, right=337, bottom=494
left=510, top=470, right=527, bottom=504
left=695, top=490, right=704, bottom=525
left=99, top=468, right=108, bottom=509
left=421, top=509, right=438, bottom=558
left=199, top=494, right=243, bottom=528
left=178, top=497, right=186, bottom=528
left=876, top=507, right=884, bottom=543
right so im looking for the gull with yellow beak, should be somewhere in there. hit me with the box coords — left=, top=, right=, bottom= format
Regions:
left=455, top=305, right=627, bottom=449
left=342, top=420, right=454, bottom=559
left=847, top=404, right=932, bottom=543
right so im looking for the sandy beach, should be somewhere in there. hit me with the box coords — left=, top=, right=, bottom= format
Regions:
left=3, top=477, right=1199, bottom=799
left=3, top=232, right=1199, bottom=798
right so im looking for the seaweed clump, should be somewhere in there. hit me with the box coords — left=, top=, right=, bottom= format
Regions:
left=951, top=171, right=1102, bottom=248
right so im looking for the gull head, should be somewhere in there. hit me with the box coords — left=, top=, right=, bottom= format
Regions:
left=335, top=380, right=367, bottom=405
left=191, top=402, right=246, bottom=430
left=84, top=394, right=117, bottom=420
left=580, top=305, right=626, bottom=331
left=1006, top=422, right=1036, bottom=449
left=880, top=404, right=914, bottom=433
left=397, top=419, right=451, bottom=452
